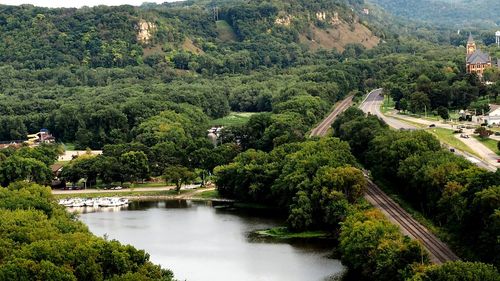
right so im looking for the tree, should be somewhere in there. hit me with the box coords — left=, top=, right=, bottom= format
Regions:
left=120, top=151, right=150, bottom=183
left=0, top=156, right=52, bottom=187
left=474, top=127, right=493, bottom=139
left=409, top=92, right=431, bottom=114
left=436, top=106, right=449, bottom=120
left=163, top=166, right=196, bottom=193
left=287, top=191, right=313, bottom=231
left=409, top=261, right=499, bottom=281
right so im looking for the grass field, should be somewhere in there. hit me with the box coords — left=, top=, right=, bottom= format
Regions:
left=193, top=189, right=219, bottom=199
left=473, top=136, right=500, bottom=155
left=216, top=20, right=238, bottom=42
left=209, top=112, right=256, bottom=127
left=255, top=227, right=329, bottom=239
left=53, top=189, right=186, bottom=199
left=426, top=128, right=479, bottom=157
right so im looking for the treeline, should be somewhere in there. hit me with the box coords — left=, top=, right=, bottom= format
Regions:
left=0, top=181, right=174, bottom=280
left=333, top=107, right=500, bottom=268
left=0, top=145, right=61, bottom=187
left=0, top=62, right=362, bottom=148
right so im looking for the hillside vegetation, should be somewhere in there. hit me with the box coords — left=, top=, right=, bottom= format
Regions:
left=368, top=0, right=500, bottom=28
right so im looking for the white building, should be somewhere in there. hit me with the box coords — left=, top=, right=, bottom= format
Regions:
left=485, top=106, right=500, bottom=125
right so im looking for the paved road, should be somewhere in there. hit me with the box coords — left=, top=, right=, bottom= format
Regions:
left=310, top=95, right=354, bottom=137
left=359, top=89, right=417, bottom=129
left=364, top=179, right=460, bottom=264
left=359, top=89, right=497, bottom=172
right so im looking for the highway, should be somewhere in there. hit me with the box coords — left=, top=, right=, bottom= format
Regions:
left=359, top=89, right=497, bottom=172
left=310, top=95, right=354, bottom=137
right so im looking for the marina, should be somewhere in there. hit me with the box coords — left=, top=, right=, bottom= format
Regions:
left=58, top=197, right=129, bottom=208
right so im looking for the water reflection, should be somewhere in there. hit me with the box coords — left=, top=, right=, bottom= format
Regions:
left=79, top=200, right=344, bottom=281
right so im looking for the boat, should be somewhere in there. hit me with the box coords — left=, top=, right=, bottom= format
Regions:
left=59, top=197, right=129, bottom=208
left=71, top=199, right=85, bottom=207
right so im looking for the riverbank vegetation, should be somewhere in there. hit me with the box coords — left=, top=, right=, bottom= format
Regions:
left=1, top=0, right=499, bottom=279
left=333, top=108, right=500, bottom=269
left=0, top=182, right=174, bottom=280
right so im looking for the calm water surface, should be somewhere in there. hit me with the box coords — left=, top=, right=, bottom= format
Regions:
left=78, top=200, right=344, bottom=281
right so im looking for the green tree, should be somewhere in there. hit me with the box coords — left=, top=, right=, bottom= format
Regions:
left=163, top=165, right=196, bottom=193
left=120, top=151, right=150, bottom=183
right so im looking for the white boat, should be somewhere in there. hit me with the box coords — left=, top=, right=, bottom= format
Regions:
left=58, top=199, right=74, bottom=207
left=99, top=197, right=127, bottom=207
left=71, top=199, right=85, bottom=207
left=84, top=199, right=98, bottom=207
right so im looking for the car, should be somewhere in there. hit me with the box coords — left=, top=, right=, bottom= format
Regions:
left=497, top=159, right=500, bottom=163
left=450, top=148, right=455, bottom=153
left=429, top=124, right=436, bottom=128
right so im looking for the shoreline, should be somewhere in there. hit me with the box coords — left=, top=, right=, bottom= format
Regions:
left=53, top=187, right=235, bottom=203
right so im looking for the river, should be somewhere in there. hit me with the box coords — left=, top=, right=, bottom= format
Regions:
left=78, top=200, right=344, bottom=281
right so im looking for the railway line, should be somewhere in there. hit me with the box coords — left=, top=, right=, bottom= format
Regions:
left=310, top=95, right=353, bottom=137
left=364, top=181, right=459, bottom=264
left=312, top=89, right=460, bottom=264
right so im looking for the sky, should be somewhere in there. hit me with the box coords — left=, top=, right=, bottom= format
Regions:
left=0, top=0, right=182, bottom=8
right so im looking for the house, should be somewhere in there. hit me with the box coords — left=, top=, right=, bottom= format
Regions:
left=484, top=106, right=500, bottom=125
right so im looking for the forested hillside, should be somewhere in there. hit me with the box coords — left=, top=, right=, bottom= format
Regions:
left=368, top=0, right=500, bottom=28
left=0, top=0, right=499, bottom=280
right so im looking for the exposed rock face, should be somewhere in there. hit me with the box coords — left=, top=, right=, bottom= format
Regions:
left=275, top=15, right=292, bottom=26
left=137, top=20, right=156, bottom=44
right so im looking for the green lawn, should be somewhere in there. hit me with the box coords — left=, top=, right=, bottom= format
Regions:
left=473, top=136, right=500, bottom=155
left=209, top=112, right=256, bottom=127
left=53, top=189, right=187, bottom=199
left=380, top=96, right=395, bottom=114
left=61, top=142, right=76, bottom=150
left=255, top=227, right=329, bottom=239
left=193, top=189, right=219, bottom=199
left=426, top=128, right=479, bottom=157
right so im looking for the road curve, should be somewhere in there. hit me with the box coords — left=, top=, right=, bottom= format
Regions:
left=359, top=88, right=417, bottom=129
left=364, top=180, right=460, bottom=264
left=310, top=95, right=354, bottom=137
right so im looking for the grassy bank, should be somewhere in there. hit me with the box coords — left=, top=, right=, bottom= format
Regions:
left=209, top=112, right=256, bottom=127
left=255, top=227, right=330, bottom=239
left=53, top=189, right=185, bottom=199
left=473, top=136, right=500, bottom=155
left=426, top=128, right=479, bottom=157
left=192, top=189, right=219, bottom=199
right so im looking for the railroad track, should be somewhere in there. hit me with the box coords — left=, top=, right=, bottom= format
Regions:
left=365, top=181, right=460, bottom=264
left=310, top=95, right=353, bottom=137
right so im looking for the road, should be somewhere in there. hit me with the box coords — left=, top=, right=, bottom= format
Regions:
left=310, top=95, right=354, bottom=137
left=359, top=89, right=497, bottom=172
left=364, top=180, right=460, bottom=264
left=359, top=89, right=417, bottom=129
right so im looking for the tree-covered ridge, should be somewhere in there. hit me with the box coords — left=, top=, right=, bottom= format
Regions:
left=0, top=0, right=380, bottom=70
left=368, top=0, right=500, bottom=28
left=0, top=182, right=174, bottom=281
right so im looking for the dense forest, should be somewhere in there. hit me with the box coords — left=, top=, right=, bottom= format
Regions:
left=1, top=0, right=500, bottom=280
left=368, top=0, right=500, bottom=28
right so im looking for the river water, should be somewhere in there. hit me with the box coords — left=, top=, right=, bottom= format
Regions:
left=78, top=200, right=344, bottom=281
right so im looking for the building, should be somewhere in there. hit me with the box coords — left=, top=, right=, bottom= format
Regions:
left=484, top=105, right=500, bottom=125
left=26, top=129, right=55, bottom=145
left=466, top=33, right=492, bottom=77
